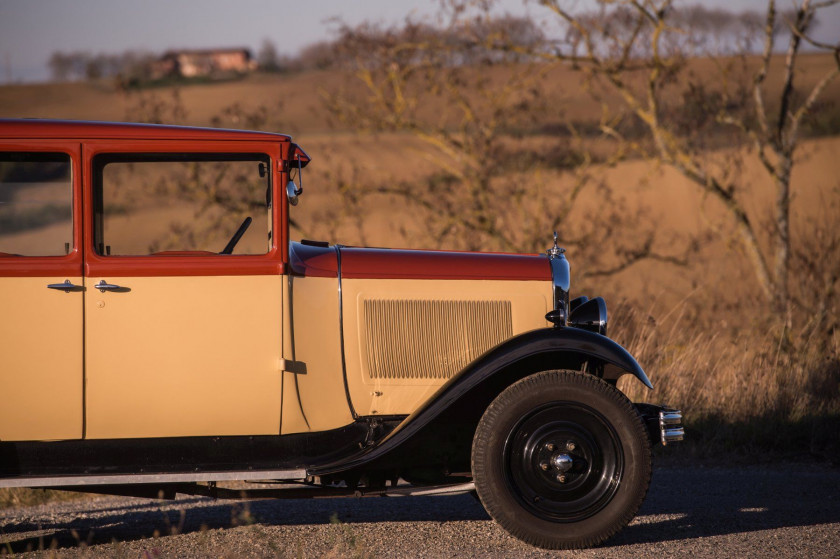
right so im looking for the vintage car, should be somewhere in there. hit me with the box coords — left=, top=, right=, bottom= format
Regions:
left=0, top=119, right=682, bottom=549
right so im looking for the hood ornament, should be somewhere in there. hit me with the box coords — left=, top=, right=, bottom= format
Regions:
left=546, top=231, right=565, bottom=260
left=545, top=231, right=570, bottom=327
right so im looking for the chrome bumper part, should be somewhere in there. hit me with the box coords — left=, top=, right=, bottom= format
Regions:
left=659, top=409, right=684, bottom=445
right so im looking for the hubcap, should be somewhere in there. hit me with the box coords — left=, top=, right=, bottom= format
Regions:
left=503, top=402, right=624, bottom=522
left=552, top=453, right=574, bottom=472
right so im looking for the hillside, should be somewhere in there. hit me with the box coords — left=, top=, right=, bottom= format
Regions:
left=1, top=53, right=837, bottom=135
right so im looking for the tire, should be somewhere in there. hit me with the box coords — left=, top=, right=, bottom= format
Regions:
left=471, top=370, right=651, bottom=549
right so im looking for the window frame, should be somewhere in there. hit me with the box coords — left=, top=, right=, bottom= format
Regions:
left=84, top=140, right=286, bottom=277
left=0, top=141, right=82, bottom=277
left=93, top=151, right=273, bottom=257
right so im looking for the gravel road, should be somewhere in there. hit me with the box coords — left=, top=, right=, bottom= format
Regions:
left=2, top=463, right=839, bottom=558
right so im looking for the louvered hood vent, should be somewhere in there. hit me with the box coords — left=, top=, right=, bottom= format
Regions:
left=362, top=299, right=513, bottom=380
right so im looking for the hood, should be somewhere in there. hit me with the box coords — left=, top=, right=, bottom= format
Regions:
left=288, top=242, right=550, bottom=281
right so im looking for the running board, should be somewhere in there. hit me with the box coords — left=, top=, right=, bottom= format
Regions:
left=0, top=468, right=307, bottom=489
left=383, top=481, right=475, bottom=497
left=178, top=481, right=476, bottom=500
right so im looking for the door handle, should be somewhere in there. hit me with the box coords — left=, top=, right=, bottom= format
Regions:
left=47, top=280, right=84, bottom=292
left=95, top=280, right=125, bottom=293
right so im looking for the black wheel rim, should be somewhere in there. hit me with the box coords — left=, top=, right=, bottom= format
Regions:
left=502, top=401, right=624, bottom=522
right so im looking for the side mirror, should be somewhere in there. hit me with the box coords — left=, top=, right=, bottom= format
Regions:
left=286, top=180, right=301, bottom=206
left=286, top=150, right=305, bottom=206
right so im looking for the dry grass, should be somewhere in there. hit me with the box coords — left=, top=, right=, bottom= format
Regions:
left=614, top=299, right=840, bottom=460
left=0, top=487, right=87, bottom=509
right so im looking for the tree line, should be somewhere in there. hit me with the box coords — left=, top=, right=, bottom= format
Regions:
left=47, top=50, right=157, bottom=82
left=48, top=3, right=811, bottom=82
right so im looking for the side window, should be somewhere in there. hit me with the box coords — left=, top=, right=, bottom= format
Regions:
left=0, top=152, right=73, bottom=257
left=93, top=153, right=271, bottom=256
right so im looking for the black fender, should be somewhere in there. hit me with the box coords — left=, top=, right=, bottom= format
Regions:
left=309, top=327, right=651, bottom=477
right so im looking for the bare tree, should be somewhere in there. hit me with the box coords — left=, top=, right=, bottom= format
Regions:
left=47, top=52, right=74, bottom=81
left=48, top=49, right=158, bottom=84
left=529, top=0, right=839, bottom=312
left=46, top=51, right=90, bottom=81
left=123, top=88, right=188, bottom=124
left=320, top=8, right=678, bottom=276
left=257, top=39, right=281, bottom=72
left=746, top=0, right=839, bottom=311
left=297, top=40, right=339, bottom=70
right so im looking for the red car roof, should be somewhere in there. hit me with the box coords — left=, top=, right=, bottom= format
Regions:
left=0, top=119, right=292, bottom=142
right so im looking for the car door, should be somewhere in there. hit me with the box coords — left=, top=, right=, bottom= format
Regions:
left=82, top=141, right=286, bottom=439
left=0, top=142, right=84, bottom=441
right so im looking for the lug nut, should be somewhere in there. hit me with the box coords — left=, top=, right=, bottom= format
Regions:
left=557, top=474, right=566, bottom=483
left=540, top=462, right=549, bottom=471
left=546, top=443, right=555, bottom=452
left=566, top=441, right=576, bottom=451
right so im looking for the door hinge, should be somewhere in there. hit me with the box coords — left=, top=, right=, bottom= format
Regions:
left=278, top=358, right=307, bottom=375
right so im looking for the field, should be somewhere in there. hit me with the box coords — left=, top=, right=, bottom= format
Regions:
left=1, top=53, right=839, bottom=471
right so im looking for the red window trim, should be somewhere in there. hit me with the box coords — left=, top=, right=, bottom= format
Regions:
left=83, top=140, right=289, bottom=278
left=0, top=141, right=83, bottom=278
left=84, top=252, right=285, bottom=277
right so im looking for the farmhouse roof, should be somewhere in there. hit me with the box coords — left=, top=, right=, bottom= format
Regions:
left=162, top=48, right=253, bottom=57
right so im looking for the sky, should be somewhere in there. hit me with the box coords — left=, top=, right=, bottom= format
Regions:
left=1, top=0, right=837, bottom=84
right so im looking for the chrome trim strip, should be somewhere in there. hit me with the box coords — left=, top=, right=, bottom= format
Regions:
left=547, top=252, right=570, bottom=325
left=335, top=245, right=358, bottom=419
left=0, top=469, right=308, bottom=489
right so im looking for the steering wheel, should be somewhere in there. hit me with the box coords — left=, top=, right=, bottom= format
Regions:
left=219, top=217, right=252, bottom=254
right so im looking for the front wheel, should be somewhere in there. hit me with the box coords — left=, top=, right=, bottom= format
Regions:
left=471, top=370, right=651, bottom=549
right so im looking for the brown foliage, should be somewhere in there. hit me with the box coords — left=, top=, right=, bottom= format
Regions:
left=319, top=6, right=687, bottom=276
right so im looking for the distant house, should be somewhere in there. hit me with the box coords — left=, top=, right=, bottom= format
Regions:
left=150, top=48, right=256, bottom=79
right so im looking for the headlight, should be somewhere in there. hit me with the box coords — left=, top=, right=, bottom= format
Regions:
left=568, top=296, right=608, bottom=336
